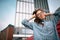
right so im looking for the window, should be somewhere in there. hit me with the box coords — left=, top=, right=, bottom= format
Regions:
left=15, top=0, right=34, bottom=34
left=15, top=0, right=34, bottom=27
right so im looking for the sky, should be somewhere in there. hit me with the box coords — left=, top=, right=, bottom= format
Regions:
left=0, top=0, right=60, bottom=31
left=0, top=0, right=16, bottom=31
left=48, top=0, right=60, bottom=13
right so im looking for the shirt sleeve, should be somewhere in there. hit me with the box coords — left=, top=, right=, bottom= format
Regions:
left=52, top=10, right=60, bottom=40
left=21, top=19, right=33, bottom=30
left=53, top=9, right=60, bottom=25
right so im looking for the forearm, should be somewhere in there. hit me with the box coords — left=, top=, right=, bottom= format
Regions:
left=45, top=13, right=53, bottom=16
left=28, top=17, right=34, bottom=21
left=22, top=19, right=33, bottom=30
left=27, top=14, right=36, bottom=21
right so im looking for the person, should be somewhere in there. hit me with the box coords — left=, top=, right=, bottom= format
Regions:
left=22, top=8, right=60, bottom=40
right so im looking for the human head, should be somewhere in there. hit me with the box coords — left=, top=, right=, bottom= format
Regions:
left=33, top=8, right=46, bottom=20
left=32, top=8, right=46, bottom=23
left=32, top=9, right=45, bottom=23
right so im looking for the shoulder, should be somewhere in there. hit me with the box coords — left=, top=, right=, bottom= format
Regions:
left=45, top=21, right=53, bottom=24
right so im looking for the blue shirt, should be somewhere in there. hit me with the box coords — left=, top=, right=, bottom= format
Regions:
left=22, top=10, right=60, bottom=40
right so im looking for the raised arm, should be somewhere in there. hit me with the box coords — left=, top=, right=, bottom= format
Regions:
left=52, top=7, right=60, bottom=17
left=53, top=8, right=60, bottom=25
left=44, top=12, right=53, bottom=16
left=22, top=14, right=36, bottom=30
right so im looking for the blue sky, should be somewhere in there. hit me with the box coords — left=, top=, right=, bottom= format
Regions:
left=0, top=0, right=16, bottom=31
left=48, top=0, right=60, bottom=13
left=0, top=0, right=60, bottom=31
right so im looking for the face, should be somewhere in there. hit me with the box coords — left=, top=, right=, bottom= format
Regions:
left=36, top=10, right=46, bottom=20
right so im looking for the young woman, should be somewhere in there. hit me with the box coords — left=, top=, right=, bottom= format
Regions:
left=22, top=8, right=60, bottom=40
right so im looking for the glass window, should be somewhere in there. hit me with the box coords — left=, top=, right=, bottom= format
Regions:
left=15, top=0, right=34, bottom=27
left=15, top=13, right=20, bottom=27
left=19, top=2, right=23, bottom=12
left=16, top=1, right=20, bottom=12
left=19, top=0, right=34, bottom=3
left=15, top=0, right=34, bottom=35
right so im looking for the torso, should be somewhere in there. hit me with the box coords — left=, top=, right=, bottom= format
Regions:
left=32, top=21, right=57, bottom=40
